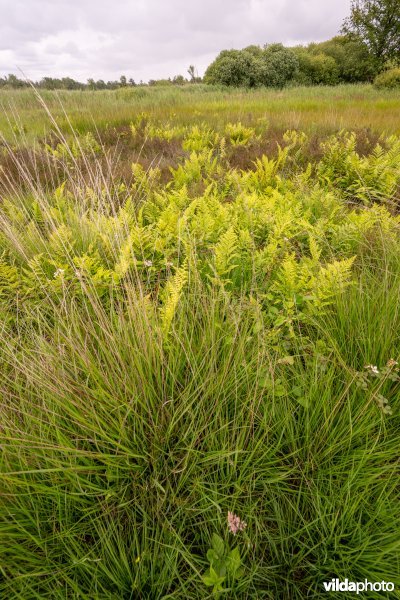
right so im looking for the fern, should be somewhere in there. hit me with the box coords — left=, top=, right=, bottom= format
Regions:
left=0, top=260, right=20, bottom=299
left=309, top=235, right=321, bottom=262
left=182, top=125, right=219, bottom=152
left=47, top=224, right=75, bottom=261
left=225, top=122, right=257, bottom=147
left=313, top=256, right=356, bottom=308
left=160, top=261, right=188, bottom=336
left=214, top=227, right=239, bottom=278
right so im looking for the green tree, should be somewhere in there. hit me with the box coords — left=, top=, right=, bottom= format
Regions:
left=317, top=36, right=377, bottom=81
left=187, top=65, right=196, bottom=82
left=204, top=50, right=261, bottom=87
left=260, top=44, right=299, bottom=87
left=204, top=45, right=298, bottom=88
left=7, top=74, right=27, bottom=88
left=242, top=44, right=264, bottom=58
left=342, top=0, right=400, bottom=64
left=173, top=74, right=186, bottom=85
left=95, top=79, right=107, bottom=90
left=374, top=66, right=400, bottom=87
left=294, top=50, right=339, bottom=85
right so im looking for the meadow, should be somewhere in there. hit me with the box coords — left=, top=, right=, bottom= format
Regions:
left=0, top=84, right=400, bottom=598
left=1, top=84, right=400, bottom=141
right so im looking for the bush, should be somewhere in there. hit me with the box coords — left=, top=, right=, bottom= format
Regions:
left=374, top=67, right=400, bottom=89
left=294, top=51, right=340, bottom=85
left=204, top=45, right=298, bottom=89
left=205, top=36, right=379, bottom=89
left=204, top=50, right=261, bottom=87
left=259, top=44, right=299, bottom=88
left=315, top=36, right=377, bottom=83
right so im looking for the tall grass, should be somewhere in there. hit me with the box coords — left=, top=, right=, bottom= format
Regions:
left=1, top=84, right=400, bottom=142
left=0, top=103, right=399, bottom=598
left=1, top=271, right=399, bottom=598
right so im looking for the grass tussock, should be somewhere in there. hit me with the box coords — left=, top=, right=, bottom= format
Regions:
left=0, top=96, right=400, bottom=598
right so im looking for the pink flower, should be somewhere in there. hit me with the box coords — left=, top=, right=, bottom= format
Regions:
left=227, top=511, right=247, bottom=535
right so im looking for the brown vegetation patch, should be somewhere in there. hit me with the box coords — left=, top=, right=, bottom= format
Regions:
left=0, top=125, right=388, bottom=198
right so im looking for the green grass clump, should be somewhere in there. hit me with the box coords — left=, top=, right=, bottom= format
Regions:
left=0, top=113, right=400, bottom=598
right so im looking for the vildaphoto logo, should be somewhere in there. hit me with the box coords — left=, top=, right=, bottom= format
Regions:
left=323, top=579, right=395, bottom=594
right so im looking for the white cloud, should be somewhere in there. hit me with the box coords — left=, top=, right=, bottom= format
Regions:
left=0, top=0, right=351, bottom=82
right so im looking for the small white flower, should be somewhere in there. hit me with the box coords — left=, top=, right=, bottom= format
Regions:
left=144, top=260, right=153, bottom=267
left=364, top=364, right=379, bottom=375
left=75, top=270, right=82, bottom=278
left=54, top=268, right=65, bottom=279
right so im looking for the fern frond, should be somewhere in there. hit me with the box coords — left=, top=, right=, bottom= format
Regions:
left=0, top=260, right=20, bottom=299
left=160, top=261, right=188, bottom=336
left=314, top=256, right=356, bottom=307
left=214, top=227, right=238, bottom=277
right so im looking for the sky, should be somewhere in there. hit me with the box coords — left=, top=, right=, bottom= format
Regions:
left=0, top=0, right=351, bottom=83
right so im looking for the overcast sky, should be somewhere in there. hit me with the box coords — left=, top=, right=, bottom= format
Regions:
left=0, top=0, right=351, bottom=83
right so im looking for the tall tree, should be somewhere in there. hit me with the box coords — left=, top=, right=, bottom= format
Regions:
left=342, top=0, right=400, bottom=63
left=187, top=65, right=196, bottom=82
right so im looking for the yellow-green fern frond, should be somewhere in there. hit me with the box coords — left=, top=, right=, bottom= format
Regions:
left=0, top=260, right=20, bottom=299
left=214, top=226, right=238, bottom=277
left=314, top=256, right=356, bottom=307
left=160, top=261, right=188, bottom=336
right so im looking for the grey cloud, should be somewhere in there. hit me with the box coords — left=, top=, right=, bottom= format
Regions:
left=0, top=0, right=351, bottom=81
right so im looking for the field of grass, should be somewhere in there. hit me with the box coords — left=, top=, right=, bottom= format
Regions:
left=1, top=84, right=400, bottom=142
left=0, top=86, right=400, bottom=598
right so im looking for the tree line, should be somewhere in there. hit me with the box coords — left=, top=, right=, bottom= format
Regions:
left=204, top=37, right=377, bottom=87
left=0, top=68, right=201, bottom=91
left=205, top=0, right=399, bottom=87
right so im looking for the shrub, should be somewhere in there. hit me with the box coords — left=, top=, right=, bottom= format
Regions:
left=204, top=44, right=298, bottom=89
left=315, top=35, right=377, bottom=82
left=374, top=67, right=400, bottom=89
left=204, top=50, right=261, bottom=87
left=259, top=44, right=299, bottom=88
left=295, top=51, right=340, bottom=85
